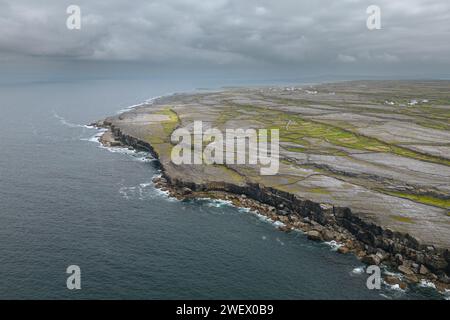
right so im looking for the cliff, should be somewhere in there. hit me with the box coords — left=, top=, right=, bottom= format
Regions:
left=97, top=81, right=450, bottom=291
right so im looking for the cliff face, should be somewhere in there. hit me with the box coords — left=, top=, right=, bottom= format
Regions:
left=98, top=81, right=450, bottom=289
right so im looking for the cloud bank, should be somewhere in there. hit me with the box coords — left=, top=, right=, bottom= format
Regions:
left=0, top=0, right=449, bottom=73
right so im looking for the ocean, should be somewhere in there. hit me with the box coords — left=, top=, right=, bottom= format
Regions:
left=0, top=76, right=443, bottom=299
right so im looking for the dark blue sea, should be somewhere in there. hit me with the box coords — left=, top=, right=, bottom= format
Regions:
left=0, top=76, right=444, bottom=299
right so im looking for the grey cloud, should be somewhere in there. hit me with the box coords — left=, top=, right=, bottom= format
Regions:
left=0, top=0, right=449, bottom=71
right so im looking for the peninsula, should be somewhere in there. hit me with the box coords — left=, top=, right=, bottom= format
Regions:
left=96, top=80, right=450, bottom=292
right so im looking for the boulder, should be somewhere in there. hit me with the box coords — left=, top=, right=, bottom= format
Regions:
left=398, top=264, right=414, bottom=275
left=310, top=223, right=324, bottom=232
left=321, top=229, right=336, bottom=242
left=438, top=273, right=450, bottom=284
left=435, top=282, right=450, bottom=293
left=362, top=254, right=381, bottom=266
left=416, top=252, right=425, bottom=264
left=356, top=250, right=367, bottom=259
left=375, top=249, right=388, bottom=261
left=337, top=246, right=350, bottom=254
left=306, top=230, right=322, bottom=241
left=384, top=276, right=407, bottom=290
left=404, top=273, right=419, bottom=283
left=429, top=272, right=438, bottom=280
left=345, top=240, right=356, bottom=250
left=301, top=224, right=312, bottom=232
left=426, top=256, right=448, bottom=271
left=278, top=225, right=292, bottom=233
left=419, top=264, right=429, bottom=275
left=181, top=187, right=192, bottom=195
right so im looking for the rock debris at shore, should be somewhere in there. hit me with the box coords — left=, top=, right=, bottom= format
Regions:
left=95, top=80, right=450, bottom=293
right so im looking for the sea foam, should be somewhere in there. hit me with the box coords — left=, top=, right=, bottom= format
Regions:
left=53, top=111, right=91, bottom=129
left=115, top=95, right=163, bottom=114
left=324, top=240, right=343, bottom=251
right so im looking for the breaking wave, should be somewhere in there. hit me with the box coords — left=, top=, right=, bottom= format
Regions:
left=53, top=111, right=92, bottom=129
left=324, top=240, right=343, bottom=251
left=351, top=266, right=365, bottom=275
left=115, top=95, right=163, bottom=114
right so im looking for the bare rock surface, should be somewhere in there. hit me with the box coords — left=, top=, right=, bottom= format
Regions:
left=99, top=80, right=450, bottom=281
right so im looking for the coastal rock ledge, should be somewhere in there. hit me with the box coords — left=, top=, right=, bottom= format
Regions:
left=96, top=81, right=450, bottom=292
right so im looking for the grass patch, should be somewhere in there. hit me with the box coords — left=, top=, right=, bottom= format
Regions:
left=226, top=103, right=450, bottom=166
left=390, top=215, right=415, bottom=224
left=415, top=120, right=450, bottom=131
left=286, top=146, right=307, bottom=153
left=213, top=164, right=245, bottom=184
left=143, top=108, right=180, bottom=156
left=214, top=107, right=241, bottom=127
left=384, top=191, right=450, bottom=209
left=308, top=187, right=330, bottom=194
left=155, top=108, right=180, bottom=137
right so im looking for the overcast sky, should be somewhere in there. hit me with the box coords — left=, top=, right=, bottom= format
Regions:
left=1, top=0, right=449, bottom=78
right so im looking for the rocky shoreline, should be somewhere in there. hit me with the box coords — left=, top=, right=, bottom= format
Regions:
left=95, top=121, right=450, bottom=295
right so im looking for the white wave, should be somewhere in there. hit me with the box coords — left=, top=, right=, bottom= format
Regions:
left=191, top=198, right=291, bottom=231
left=120, top=149, right=154, bottom=163
left=118, top=181, right=161, bottom=201
left=83, top=128, right=155, bottom=163
left=135, top=155, right=155, bottom=163
left=153, top=186, right=178, bottom=202
left=273, top=220, right=285, bottom=228
left=116, top=103, right=143, bottom=114
left=381, top=278, right=407, bottom=294
left=185, top=195, right=278, bottom=226
left=252, top=211, right=294, bottom=231
left=351, top=266, right=365, bottom=275
left=140, top=182, right=152, bottom=188
left=81, top=128, right=107, bottom=144
left=115, top=95, right=163, bottom=114
left=382, top=269, right=403, bottom=278
left=254, top=212, right=273, bottom=223
left=384, top=283, right=406, bottom=293
left=444, top=290, right=450, bottom=300
left=324, top=240, right=343, bottom=251
left=53, top=111, right=89, bottom=128
left=118, top=186, right=134, bottom=200
left=203, top=198, right=234, bottom=208
left=105, top=147, right=154, bottom=163
left=121, top=172, right=177, bottom=202
left=154, top=187, right=170, bottom=197
left=418, top=279, right=436, bottom=289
